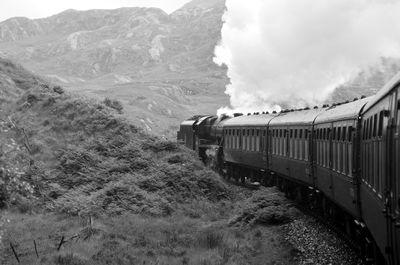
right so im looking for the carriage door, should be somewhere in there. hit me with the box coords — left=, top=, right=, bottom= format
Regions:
left=387, top=87, right=400, bottom=265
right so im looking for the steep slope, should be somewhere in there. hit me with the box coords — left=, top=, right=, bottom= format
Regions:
left=0, top=57, right=228, bottom=216
left=0, top=0, right=228, bottom=137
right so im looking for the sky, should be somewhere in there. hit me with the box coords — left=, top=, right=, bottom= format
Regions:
left=0, top=0, right=192, bottom=22
left=214, top=0, right=400, bottom=114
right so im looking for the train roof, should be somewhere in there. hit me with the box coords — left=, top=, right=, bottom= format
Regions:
left=362, top=71, right=400, bottom=113
left=315, top=97, right=370, bottom=124
left=269, top=108, right=326, bottom=126
left=223, top=114, right=277, bottom=127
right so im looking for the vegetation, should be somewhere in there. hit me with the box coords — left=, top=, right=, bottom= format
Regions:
left=102, top=98, right=123, bottom=113
left=0, top=59, right=298, bottom=265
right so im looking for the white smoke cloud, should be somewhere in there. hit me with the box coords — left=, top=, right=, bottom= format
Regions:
left=214, top=0, right=400, bottom=113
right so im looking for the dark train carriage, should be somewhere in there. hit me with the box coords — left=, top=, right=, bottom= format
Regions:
left=360, top=73, right=400, bottom=265
left=313, top=98, right=370, bottom=219
left=269, top=108, right=325, bottom=185
left=222, top=114, right=276, bottom=173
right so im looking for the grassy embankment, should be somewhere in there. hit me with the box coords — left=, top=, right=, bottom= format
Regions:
left=0, top=58, right=298, bottom=265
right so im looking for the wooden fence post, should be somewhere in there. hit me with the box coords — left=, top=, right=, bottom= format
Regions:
left=10, top=242, right=20, bottom=263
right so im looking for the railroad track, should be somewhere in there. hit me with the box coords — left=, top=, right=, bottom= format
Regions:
left=220, top=173, right=364, bottom=263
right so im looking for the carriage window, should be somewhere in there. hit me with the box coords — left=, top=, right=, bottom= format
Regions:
left=257, top=129, right=259, bottom=136
left=363, top=121, right=367, bottom=140
left=251, top=129, right=254, bottom=136
left=333, top=127, right=336, bottom=140
left=305, top=130, right=309, bottom=139
left=342, top=127, right=346, bottom=141
left=300, top=129, right=303, bottom=139
left=233, top=129, right=235, bottom=136
left=247, top=129, right=250, bottom=135
left=294, top=129, right=298, bottom=138
left=337, top=127, right=341, bottom=141
left=368, top=117, right=372, bottom=139
left=373, top=114, right=378, bottom=138
left=397, top=99, right=400, bottom=133
left=263, top=130, right=266, bottom=137
left=378, top=111, right=384, bottom=137
left=290, top=129, right=293, bottom=138
left=348, top=126, right=353, bottom=141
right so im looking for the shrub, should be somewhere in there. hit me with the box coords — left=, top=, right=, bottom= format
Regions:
left=141, top=139, right=178, bottom=152
left=53, top=253, right=87, bottom=265
left=102, top=98, right=123, bottom=113
left=197, top=228, right=225, bottom=249
left=53, top=85, right=64, bottom=94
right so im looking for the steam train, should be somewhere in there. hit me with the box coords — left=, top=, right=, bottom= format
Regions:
left=177, top=73, right=400, bottom=265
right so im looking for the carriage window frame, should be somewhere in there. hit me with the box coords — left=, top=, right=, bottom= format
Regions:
left=342, top=126, right=346, bottom=141
left=373, top=114, right=378, bottom=138
left=333, top=127, right=336, bottom=140
left=368, top=117, right=372, bottom=139
left=378, top=111, right=384, bottom=137
left=348, top=126, right=353, bottom=141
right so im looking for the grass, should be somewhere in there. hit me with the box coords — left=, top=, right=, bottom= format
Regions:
left=1, top=211, right=292, bottom=265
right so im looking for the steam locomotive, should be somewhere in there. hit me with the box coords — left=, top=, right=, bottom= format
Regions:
left=177, top=73, right=400, bottom=265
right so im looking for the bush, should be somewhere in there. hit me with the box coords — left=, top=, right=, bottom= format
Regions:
left=53, top=253, right=87, bottom=265
left=102, top=98, right=123, bottom=113
left=53, top=85, right=64, bottom=94
left=141, top=139, right=178, bottom=152
left=197, top=228, right=225, bottom=249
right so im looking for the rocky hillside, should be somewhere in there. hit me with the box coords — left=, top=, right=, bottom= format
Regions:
left=0, top=0, right=229, bottom=137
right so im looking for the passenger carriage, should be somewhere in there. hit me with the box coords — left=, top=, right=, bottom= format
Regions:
left=360, top=72, right=400, bottom=265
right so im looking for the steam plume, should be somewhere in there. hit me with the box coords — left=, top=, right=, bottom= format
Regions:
left=214, top=0, right=400, bottom=114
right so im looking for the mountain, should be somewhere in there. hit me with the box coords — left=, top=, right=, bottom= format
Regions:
left=0, top=0, right=229, bottom=138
